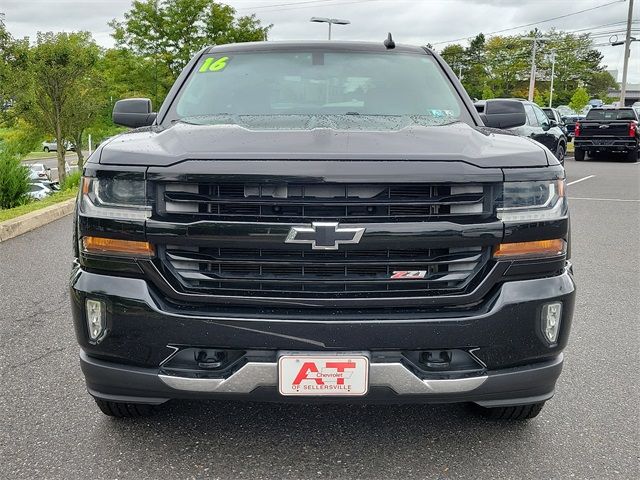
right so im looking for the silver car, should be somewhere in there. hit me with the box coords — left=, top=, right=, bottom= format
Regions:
left=27, top=182, right=54, bottom=200
left=28, top=163, right=51, bottom=181
left=42, top=140, right=75, bottom=152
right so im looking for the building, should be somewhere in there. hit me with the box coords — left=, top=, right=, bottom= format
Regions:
left=608, top=83, right=640, bottom=106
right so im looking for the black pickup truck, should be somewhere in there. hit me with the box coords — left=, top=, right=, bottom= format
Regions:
left=574, top=107, right=640, bottom=162
left=71, top=40, right=574, bottom=421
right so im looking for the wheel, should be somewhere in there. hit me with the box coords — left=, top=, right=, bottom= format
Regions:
left=625, top=149, right=638, bottom=163
left=574, top=148, right=585, bottom=161
left=43, top=146, right=50, bottom=152
left=555, top=143, right=565, bottom=164
left=94, top=398, right=155, bottom=418
left=471, top=401, right=545, bottom=420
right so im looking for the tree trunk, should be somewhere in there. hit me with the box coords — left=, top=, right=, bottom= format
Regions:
left=55, top=125, right=66, bottom=184
left=75, top=132, right=84, bottom=169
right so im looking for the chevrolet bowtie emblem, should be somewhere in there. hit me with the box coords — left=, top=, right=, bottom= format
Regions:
left=285, top=222, right=365, bottom=250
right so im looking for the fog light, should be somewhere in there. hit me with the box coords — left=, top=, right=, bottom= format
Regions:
left=542, top=302, right=562, bottom=344
left=86, top=299, right=105, bottom=341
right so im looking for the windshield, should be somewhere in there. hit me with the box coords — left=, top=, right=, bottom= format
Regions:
left=586, top=109, right=636, bottom=121
left=168, top=50, right=467, bottom=129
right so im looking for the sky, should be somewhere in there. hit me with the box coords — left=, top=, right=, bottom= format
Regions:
left=2, top=0, right=638, bottom=82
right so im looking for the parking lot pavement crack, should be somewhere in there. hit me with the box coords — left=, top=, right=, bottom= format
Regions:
left=4, top=346, right=69, bottom=372
left=0, top=301, right=68, bottom=326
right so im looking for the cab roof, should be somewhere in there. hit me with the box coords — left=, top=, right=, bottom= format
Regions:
left=206, top=40, right=431, bottom=55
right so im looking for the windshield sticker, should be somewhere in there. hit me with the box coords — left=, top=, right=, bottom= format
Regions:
left=198, top=56, right=230, bottom=73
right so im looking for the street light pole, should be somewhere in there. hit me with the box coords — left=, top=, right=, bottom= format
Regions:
left=549, top=50, right=556, bottom=108
left=310, top=17, right=351, bottom=40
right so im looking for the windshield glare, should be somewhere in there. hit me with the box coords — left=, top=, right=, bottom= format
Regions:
left=171, top=51, right=465, bottom=128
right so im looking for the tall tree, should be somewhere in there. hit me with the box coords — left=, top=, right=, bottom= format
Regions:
left=14, top=32, right=100, bottom=182
left=65, top=76, right=104, bottom=168
left=109, top=0, right=271, bottom=105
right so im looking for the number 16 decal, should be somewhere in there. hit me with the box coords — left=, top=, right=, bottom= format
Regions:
left=198, top=56, right=230, bottom=73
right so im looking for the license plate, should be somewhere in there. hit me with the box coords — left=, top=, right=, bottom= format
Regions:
left=278, top=353, right=369, bottom=396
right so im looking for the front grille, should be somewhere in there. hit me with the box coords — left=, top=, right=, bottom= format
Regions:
left=160, top=245, right=491, bottom=299
left=159, top=182, right=491, bottom=223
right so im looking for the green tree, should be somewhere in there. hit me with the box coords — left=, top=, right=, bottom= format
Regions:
left=481, top=85, right=495, bottom=100
left=440, top=35, right=488, bottom=100
left=0, top=15, right=29, bottom=123
left=109, top=0, right=271, bottom=105
left=483, top=35, right=530, bottom=97
left=65, top=77, right=105, bottom=168
left=0, top=148, right=30, bottom=209
left=569, top=87, right=590, bottom=113
left=586, top=70, right=618, bottom=102
left=13, top=32, right=100, bottom=182
left=440, top=43, right=465, bottom=75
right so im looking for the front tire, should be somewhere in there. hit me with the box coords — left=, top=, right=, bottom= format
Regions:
left=574, top=148, right=585, bottom=161
left=43, top=147, right=50, bottom=153
left=555, top=143, right=565, bottom=164
left=94, top=398, right=155, bottom=418
left=472, top=402, right=545, bottom=420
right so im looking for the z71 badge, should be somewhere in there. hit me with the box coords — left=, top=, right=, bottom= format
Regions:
left=390, top=271, right=428, bottom=279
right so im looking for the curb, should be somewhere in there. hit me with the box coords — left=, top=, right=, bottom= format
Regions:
left=0, top=198, right=75, bottom=243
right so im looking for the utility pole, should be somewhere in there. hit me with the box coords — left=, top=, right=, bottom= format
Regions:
left=548, top=50, right=556, bottom=108
left=619, top=0, right=635, bottom=106
left=523, top=30, right=550, bottom=102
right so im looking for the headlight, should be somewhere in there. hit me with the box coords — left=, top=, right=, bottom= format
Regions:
left=80, top=174, right=150, bottom=219
left=497, top=180, right=565, bottom=222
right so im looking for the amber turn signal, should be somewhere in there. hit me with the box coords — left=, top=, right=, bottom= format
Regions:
left=82, top=236, right=155, bottom=257
left=493, top=239, right=565, bottom=258
left=81, top=176, right=91, bottom=195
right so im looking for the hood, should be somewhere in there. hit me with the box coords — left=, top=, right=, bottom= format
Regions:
left=98, top=121, right=548, bottom=168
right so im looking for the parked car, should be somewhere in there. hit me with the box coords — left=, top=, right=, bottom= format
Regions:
left=476, top=99, right=567, bottom=163
left=42, top=140, right=75, bottom=152
left=26, top=182, right=54, bottom=200
left=73, top=40, right=574, bottom=421
left=28, top=163, right=51, bottom=181
left=542, top=107, right=568, bottom=137
left=561, top=115, right=585, bottom=142
left=574, top=107, right=640, bottom=162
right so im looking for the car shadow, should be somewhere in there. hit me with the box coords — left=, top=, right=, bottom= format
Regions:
left=95, top=399, right=538, bottom=477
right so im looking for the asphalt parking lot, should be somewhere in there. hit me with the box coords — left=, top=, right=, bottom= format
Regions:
left=0, top=154, right=638, bottom=479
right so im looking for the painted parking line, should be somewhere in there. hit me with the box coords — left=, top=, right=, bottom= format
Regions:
left=567, top=175, right=596, bottom=186
left=568, top=197, right=640, bottom=203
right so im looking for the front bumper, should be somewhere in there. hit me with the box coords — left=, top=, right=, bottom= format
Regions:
left=71, top=265, right=575, bottom=405
left=81, top=350, right=563, bottom=407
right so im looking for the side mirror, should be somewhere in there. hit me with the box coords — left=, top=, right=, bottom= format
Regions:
left=113, top=98, right=157, bottom=128
left=547, top=119, right=558, bottom=129
left=479, top=99, right=527, bottom=129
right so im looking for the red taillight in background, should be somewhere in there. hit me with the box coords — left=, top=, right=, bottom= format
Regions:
left=574, top=122, right=581, bottom=138
left=630, top=122, right=638, bottom=137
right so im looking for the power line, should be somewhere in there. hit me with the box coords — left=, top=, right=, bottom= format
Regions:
left=565, top=20, right=638, bottom=33
left=431, top=0, right=626, bottom=46
left=236, top=0, right=342, bottom=10
left=236, top=0, right=377, bottom=12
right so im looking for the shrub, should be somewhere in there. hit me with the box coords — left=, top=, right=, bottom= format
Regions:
left=0, top=149, right=30, bottom=209
left=61, top=170, right=82, bottom=191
